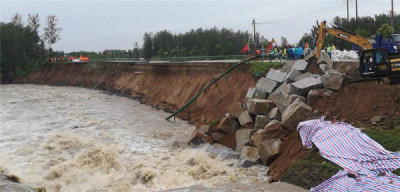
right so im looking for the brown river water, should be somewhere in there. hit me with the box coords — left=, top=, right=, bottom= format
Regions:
left=0, top=84, right=307, bottom=192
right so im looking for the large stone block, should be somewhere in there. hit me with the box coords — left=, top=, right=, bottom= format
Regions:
left=268, top=107, right=281, bottom=121
left=281, top=100, right=312, bottom=131
left=287, top=94, right=306, bottom=105
left=293, top=60, right=309, bottom=72
left=263, top=120, right=290, bottom=139
left=240, top=146, right=260, bottom=162
left=284, top=69, right=303, bottom=83
left=280, top=61, right=295, bottom=73
left=322, top=70, right=351, bottom=91
left=235, top=129, right=256, bottom=152
left=268, top=93, right=287, bottom=114
left=255, top=77, right=279, bottom=94
left=266, top=69, right=288, bottom=83
left=255, top=115, right=269, bottom=129
left=215, top=116, right=240, bottom=134
left=290, top=76, right=323, bottom=97
left=219, top=130, right=237, bottom=150
left=211, top=132, right=225, bottom=142
left=228, top=102, right=245, bottom=119
left=232, top=158, right=256, bottom=168
left=259, top=138, right=282, bottom=165
left=246, top=87, right=267, bottom=100
left=198, top=125, right=210, bottom=134
left=251, top=120, right=288, bottom=148
left=247, top=99, right=275, bottom=115
left=271, top=81, right=287, bottom=95
left=238, top=111, right=253, bottom=126
left=307, top=89, right=334, bottom=106
left=317, top=51, right=333, bottom=67
left=188, top=129, right=213, bottom=146
left=206, top=143, right=232, bottom=155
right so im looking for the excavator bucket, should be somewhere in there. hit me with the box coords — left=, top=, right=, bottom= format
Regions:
left=305, top=49, right=316, bottom=62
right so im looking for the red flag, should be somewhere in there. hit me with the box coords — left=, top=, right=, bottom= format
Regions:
left=256, top=50, right=260, bottom=55
left=267, top=43, right=273, bottom=52
left=241, top=44, right=249, bottom=53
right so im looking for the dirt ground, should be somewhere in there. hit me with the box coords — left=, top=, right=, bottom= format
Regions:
left=314, top=81, right=400, bottom=123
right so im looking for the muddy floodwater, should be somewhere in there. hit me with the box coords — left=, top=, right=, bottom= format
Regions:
left=0, top=84, right=306, bottom=192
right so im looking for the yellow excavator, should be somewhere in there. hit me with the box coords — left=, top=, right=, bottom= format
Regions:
left=311, top=20, right=400, bottom=83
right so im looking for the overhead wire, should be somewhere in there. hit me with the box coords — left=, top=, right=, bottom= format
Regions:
left=257, top=0, right=373, bottom=25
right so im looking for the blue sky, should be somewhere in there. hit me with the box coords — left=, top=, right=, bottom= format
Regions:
left=1, top=0, right=397, bottom=52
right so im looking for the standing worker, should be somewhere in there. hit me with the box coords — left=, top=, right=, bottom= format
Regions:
left=327, top=45, right=332, bottom=58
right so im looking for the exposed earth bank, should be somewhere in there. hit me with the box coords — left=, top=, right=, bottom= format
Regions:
left=13, top=61, right=255, bottom=125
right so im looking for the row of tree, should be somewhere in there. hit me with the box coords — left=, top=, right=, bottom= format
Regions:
left=0, top=13, right=62, bottom=78
left=142, top=28, right=255, bottom=59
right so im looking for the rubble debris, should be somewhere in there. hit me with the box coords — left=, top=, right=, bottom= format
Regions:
left=255, top=77, right=279, bottom=94
left=247, top=99, right=275, bottom=115
left=227, top=102, right=245, bottom=119
left=266, top=69, right=288, bottom=83
left=238, top=110, right=253, bottom=126
left=259, top=138, right=282, bottom=165
left=281, top=100, right=312, bottom=131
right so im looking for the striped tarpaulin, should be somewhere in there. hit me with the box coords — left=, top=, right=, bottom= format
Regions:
left=297, top=117, right=400, bottom=192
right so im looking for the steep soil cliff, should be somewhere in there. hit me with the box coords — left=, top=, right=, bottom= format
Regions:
left=14, top=61, right=256, bottom=125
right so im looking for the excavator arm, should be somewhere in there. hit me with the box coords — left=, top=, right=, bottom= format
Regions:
left=314, top=20, right=373, bottom=58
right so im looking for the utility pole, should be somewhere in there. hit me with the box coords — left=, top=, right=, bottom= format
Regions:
left=391, top=0, right=394, bottom=29
left=252, top=19, right=256, bottom=51
left=347, top=0, right=349, bottom=22
left=355, top=0, right=358, bottom=25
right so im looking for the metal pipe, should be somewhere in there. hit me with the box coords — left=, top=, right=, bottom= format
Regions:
left=165, top=55, right=261, bottom=121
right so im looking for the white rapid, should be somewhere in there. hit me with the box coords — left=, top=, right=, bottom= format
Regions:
left=0, top=84, right=306, bottom=192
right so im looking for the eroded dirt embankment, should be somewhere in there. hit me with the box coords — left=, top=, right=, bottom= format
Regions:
left=13, top=61, right=256, bottom=125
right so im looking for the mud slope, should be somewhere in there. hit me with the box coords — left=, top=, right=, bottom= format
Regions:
left=13, top=62, right=255, bottom=125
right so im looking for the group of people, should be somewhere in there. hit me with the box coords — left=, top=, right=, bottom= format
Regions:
left=270, top=42, right=337, bottom=61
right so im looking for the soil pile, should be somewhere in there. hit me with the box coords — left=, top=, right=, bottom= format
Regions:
left=314, top=81, right=400, bottom=123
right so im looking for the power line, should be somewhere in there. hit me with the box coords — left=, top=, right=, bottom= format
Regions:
left=257, top=2, right=348, bottom=24
left=258, top=0, right=373, bottom=25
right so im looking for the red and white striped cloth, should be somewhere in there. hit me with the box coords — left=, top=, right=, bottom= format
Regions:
left=297, top=117, right=400, bottom=192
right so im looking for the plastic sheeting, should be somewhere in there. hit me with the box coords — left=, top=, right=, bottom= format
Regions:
left=297, top=117, right=400, bottom=192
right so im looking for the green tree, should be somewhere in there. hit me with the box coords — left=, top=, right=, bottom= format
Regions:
left=43, top=14, right=62, bottom=63
left=142, top=32, right=153, bottom=60
left=355, top=29, right=372, bottom=38
left=377, top=24, right=394, bottom=38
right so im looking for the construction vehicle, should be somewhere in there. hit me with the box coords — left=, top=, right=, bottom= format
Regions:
left=312, top=20, right=400, bottom=83
left=372, top=33, right=400, bottom=53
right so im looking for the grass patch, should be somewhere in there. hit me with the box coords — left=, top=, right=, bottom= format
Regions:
left=249, top=62, right=284, bottom=75
left=282, top=147, right=341, bottom=189
left=362, top=126, right=400, bottom=152
left=209, top=117, right=222, bottom=126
